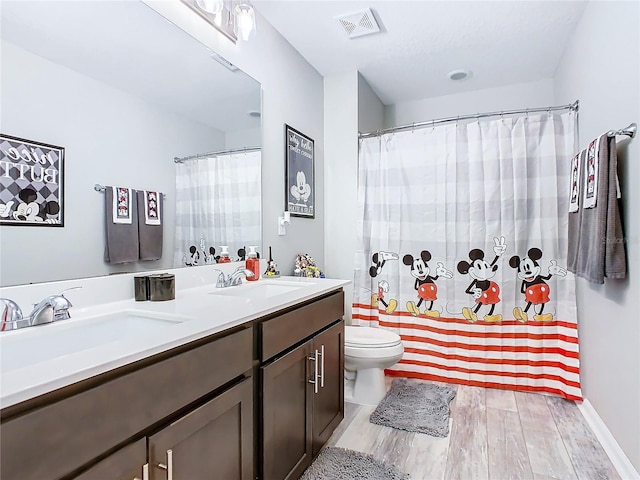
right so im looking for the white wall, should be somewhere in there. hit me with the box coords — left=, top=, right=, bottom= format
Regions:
left=225, top=127, right=262, bottom=151
left=385, top=79, right=555, bottom=128
left=358, top=73, right=386, bottom=134
left=0, top=40, right=223, bottom=286
left=554, top=1, right=640, bottom=471
left=145, top=1, right=326, bottom=276
left=324, top=71, right=359, bottom=321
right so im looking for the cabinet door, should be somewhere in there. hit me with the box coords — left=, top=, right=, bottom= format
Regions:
left=312, top=320, right=344, bottom=457
left=148, top=377, right=253, bottom=480
left=261, top=340, right=313, bottom=480
left=73, top=438, right=147, bottom=480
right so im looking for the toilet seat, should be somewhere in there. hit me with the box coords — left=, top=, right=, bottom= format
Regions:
left=345, top=326, right=402, bottom=348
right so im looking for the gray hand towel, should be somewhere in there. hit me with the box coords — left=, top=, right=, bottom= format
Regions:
left=137, top=190, right=163, bottom=261
left=104, top=186, right=139, bottom=264
left=567, top=134, right=626, bottom=283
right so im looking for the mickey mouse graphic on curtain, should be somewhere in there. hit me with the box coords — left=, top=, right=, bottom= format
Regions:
left=457, top=236, right=507, bottom=322
left=509, top=248, right=567, bottom=322
left=369, top=251, right=399, bottom=314
left=403, top=250, right=453, bottom=317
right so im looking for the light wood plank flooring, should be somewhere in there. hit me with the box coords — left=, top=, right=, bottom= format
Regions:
left=326, top=379, right=619, bottom=480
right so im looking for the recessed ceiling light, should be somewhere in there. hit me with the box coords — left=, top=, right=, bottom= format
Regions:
left=448, top=69, right=472, bottom=81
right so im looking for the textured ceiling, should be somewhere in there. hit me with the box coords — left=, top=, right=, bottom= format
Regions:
left=255, top=0, right=587, bottom=105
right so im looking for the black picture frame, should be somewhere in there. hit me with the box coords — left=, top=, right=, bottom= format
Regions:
left=0, top=134, right=65, bottom=227
left=285, top=124, right=314, bottom=218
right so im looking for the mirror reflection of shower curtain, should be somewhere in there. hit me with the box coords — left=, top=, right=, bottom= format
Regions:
left=353, top=111, right=582, bottom=401
left=174, top=150, right=261, bottom=266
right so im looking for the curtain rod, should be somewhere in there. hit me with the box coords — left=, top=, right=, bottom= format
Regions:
left=358, top=100, right=580, bottom=139
left=174, top=146, right=261, bottom=163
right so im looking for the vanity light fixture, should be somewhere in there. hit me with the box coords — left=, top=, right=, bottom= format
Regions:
left=182, top=0, right=256, bottom=43
left=195, top=0, right=224, bottom=15
left=234, top=1, right=256, bottom=42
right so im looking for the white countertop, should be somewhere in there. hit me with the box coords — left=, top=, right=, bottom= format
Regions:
left=0, top=274, right=349, bottom=409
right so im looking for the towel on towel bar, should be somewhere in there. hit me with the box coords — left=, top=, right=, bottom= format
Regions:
left=104, top=186, right=139, bottom=264
left=137, top=190, right=163, bottom=261
left=567, top=134, right=626, bottom=283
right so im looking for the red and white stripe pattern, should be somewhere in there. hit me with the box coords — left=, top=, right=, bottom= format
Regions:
left=352, top=303, right=582, bottom=401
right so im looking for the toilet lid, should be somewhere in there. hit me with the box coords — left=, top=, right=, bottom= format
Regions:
left=345, top=326, right=401, bottom=348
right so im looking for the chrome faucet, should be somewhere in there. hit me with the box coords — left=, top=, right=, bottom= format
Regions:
left=0, top=287, right=80, bottom=332
left=29, top=294, right=73, bottom=325
left=213, top=267, right=255, bottom=288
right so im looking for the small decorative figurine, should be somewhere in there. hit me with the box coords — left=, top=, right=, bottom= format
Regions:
left=294, top=253, right=325, bottom=278
left=264, top=246, right=280, bottom=277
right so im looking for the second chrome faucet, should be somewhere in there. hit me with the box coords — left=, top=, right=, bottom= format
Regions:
left=213, top=267, right=255, bottom=288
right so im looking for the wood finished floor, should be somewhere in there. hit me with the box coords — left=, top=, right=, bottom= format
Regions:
left=326, top=378, right=620, bottom=480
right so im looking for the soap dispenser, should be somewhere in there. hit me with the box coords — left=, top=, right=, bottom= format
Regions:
left=246, top=246, right=259, bottom=281
left=218, top=245, right=231, bottom=263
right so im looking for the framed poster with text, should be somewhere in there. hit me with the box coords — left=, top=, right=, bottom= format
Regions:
left=0, top=134, right=64, bottom=226
left=285, top=124, right=314, bottom=218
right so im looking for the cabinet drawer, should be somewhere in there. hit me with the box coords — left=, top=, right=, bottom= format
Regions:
left=260, top=290, right=343, bottom=362
left=1, top=327, right=252, bottom=480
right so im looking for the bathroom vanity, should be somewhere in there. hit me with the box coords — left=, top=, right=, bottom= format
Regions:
left=0, top=267, right=348, bottom=480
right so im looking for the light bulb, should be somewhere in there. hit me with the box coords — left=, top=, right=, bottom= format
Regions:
left=234, top=4, right=255, bottom=41
left=196, top=0, right=224, bottom=15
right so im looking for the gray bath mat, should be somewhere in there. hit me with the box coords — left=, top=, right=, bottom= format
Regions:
left=370, top=378, right=456, bottom=437
left=300, top=447, right=410, bottom=480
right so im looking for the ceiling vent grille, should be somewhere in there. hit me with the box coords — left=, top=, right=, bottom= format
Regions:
left=335, top=8, right=380, bottom=39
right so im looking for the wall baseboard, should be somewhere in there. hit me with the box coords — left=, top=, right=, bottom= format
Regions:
left=577, top=399, right=639, bottom=479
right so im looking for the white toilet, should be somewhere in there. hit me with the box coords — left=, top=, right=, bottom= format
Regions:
left=344, top=325, right=404, bottom=406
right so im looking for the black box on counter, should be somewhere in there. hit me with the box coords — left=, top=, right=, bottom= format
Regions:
left=134, top=273, right=175, bottom=301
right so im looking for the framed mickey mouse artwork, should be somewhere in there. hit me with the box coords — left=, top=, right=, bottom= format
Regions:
left=0, top=134, right=65, bottom=227
left=285, top=124, right=314, bottom=218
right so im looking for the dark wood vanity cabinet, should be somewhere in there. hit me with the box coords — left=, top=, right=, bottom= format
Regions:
left=260, top=291, right=345, bottom=480
left=148, top=377, right=254, bottom=480
left=0, top=288, right=345, bottom=480
left=73, top=439, right=147, bottom=480
left=0, top=326, right=254, bottom=480
left=311, top=320, right=344, bottom=457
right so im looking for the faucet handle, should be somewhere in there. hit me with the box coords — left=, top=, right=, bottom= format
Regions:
left=212, top=269, right=226, bottom=288
left=1, top=298, right=27, bottom=331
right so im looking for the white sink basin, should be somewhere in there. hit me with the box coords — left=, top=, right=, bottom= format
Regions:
left=0, top=310, right=185, bottom=373
left=210, top=280, right=313, bottom=299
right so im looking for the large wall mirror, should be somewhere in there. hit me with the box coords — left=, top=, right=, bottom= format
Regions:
left=0, top=1, right=262, bottom=287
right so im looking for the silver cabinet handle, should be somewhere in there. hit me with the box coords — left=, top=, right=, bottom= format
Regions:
left=308, top=350, right=319, bottom=394
left=134, top=463, right=149, bottom=480
left=157, top=449, right=173, bottom=480
left=318, top=344, right=325, bottom=388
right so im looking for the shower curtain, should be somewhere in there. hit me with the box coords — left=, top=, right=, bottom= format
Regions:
left=174, top=150, right=261, bottom=266
left=352, top=111, right=582, bottom=400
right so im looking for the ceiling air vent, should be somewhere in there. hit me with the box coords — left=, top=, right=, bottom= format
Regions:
left=336, top=8, right=380, bottom=39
